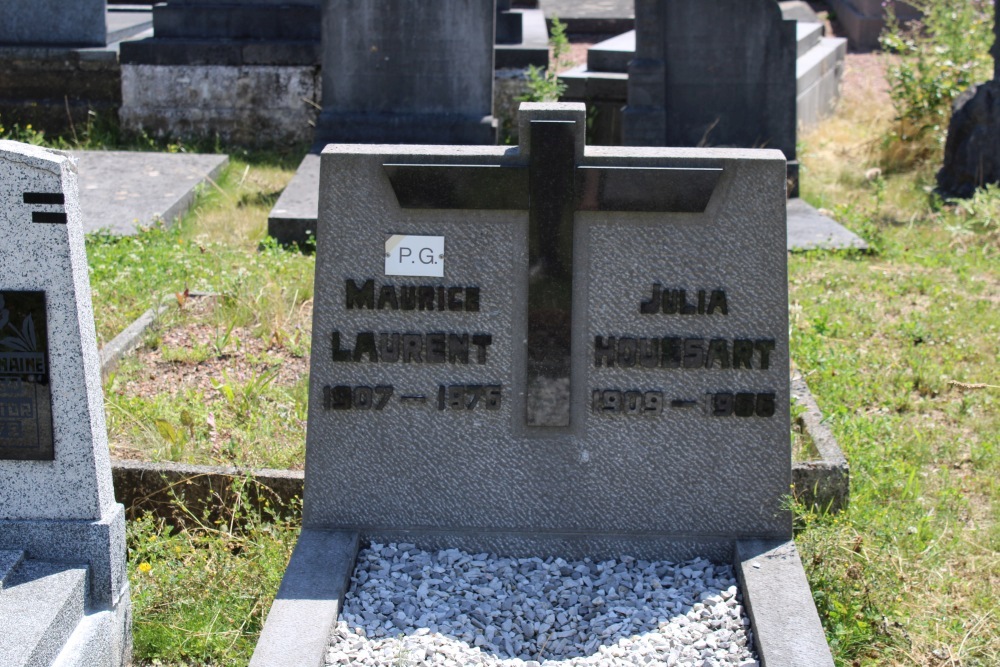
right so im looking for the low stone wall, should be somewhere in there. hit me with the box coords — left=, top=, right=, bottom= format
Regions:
left=119, top=64, right=321, bottom=147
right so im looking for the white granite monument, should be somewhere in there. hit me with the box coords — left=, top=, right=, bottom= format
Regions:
left=0, top=141, right=130, bottom=667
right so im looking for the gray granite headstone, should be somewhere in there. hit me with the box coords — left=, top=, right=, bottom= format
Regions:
left=623, top=0, right=798, bottom=194
left=313, top=0, right=497, bottom=146
left=0, top=0, right=107, bottom=47
left=304, top=103, right=791, bottom=562
left=0, top=141, right=130, bottom=666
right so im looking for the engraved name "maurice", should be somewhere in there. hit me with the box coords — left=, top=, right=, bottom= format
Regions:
left=345, top=279, right=480, bottom=312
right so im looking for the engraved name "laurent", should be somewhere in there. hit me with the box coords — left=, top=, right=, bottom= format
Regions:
left=331, top=332, right=493, bottom=364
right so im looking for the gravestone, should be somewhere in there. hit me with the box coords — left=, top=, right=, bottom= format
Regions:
left=0, top=0, right=107, bottom=47
left=936, top=1, right=1000, bottom=199
left=255, top=101, right=831, bottom=665
left=0, top=141, right=130, bottom=666
left=313, top=0, right=497, bottom=146
left=254, top=102, right=832, bottom=665
left=307, top=100, right=791, bottom=555
left=623, top=0, right=799, bottom=194
left=0, top=5, right=149, bottom=139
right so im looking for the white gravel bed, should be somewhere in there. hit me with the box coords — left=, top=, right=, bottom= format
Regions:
left=325, top=543, right=758, bottom=666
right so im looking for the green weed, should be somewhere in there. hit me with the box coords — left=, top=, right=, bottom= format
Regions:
left=127, top=479, right=300, bottom=666
left=519, top=17, right=571, bottom=103
left=879, top=0, right=995, bottom=172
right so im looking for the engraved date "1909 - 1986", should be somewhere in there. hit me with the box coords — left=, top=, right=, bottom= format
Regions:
left=591, top=389, right=776, bottom=418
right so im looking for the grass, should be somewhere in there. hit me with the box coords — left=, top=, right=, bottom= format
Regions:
left=89, top=149, right=315, bottom=470
left=127, top=480, right=300, bottom=666
left=792, top=54, right=999, bottom=665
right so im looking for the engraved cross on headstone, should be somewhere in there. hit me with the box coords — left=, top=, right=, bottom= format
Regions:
left=382, top=105, right=723, bottom=427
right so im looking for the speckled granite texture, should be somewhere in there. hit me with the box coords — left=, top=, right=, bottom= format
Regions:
left=0, top=141, right=130, bottom=666
left=303, top=104, right=791, bottom=560
left=0, top=141, right=117, bottom=521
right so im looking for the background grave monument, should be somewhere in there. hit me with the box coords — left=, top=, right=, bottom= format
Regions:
left=0, top=141, right=130, bottom=666
left=313, top=0, right=497, bottom=146
left=623, top=0, right=799, bottom=194
left=0, top=3, right=151, bottom=137
left=120, top=0, right=323, bottom=146
left=253, top=103, right=832, bottom=665
left=0, top=0, right=108, bottom=47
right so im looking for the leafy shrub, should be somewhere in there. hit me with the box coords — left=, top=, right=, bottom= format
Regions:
left=879, top=0, right=994, bottom=172
left=519, top=17, right=571, bottom=103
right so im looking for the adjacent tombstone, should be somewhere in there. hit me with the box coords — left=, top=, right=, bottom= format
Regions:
left=0, top=0, right=107, bottom=47
left=313, top=0, right=497, bottom=146
left=0, top=2, right=149, bottom=137
left=623, top=0, right=799, bottom=194
left=0, top=141, right=130, bottom=667
left=252, top=102, right=832, bottom=665
left=937, top=1, right=1000, bottom=199
left=119, top=0, right=323, bottom=146
left=825, top=0, right=922, bottom=51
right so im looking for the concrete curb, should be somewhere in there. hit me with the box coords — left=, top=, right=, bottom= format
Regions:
left=110, top=459, right=303, bottom=524
left=103, top=313, right=849, bottom=519
left=249, top=530, right=359, bottom=667
left=98, top=291, right=216, bottom=381
left=736, top=540, right=835, bottom=666
left=790, top=372, right=850, bottom=513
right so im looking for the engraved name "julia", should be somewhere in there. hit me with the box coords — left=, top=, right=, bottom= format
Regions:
left=640, top=285, right=728, bottom=315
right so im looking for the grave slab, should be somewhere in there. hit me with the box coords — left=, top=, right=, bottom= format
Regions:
left=0, top=0, right=107, bottom=47
left=787, top=197, right=868, bottom=251
left=268, top=154, right=320, bottom=244
left=71, top=151, right=229, bottom=235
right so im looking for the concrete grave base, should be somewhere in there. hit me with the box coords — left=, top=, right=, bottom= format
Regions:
left=51, top=590, right=132, bottom=667
left=0, top=505, right=127, bottom=608
left=119, top=64, right=321, bottom=147
left=786, top=198, right=868, bottom=251
left=251, top=533, right=832, bottom=666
